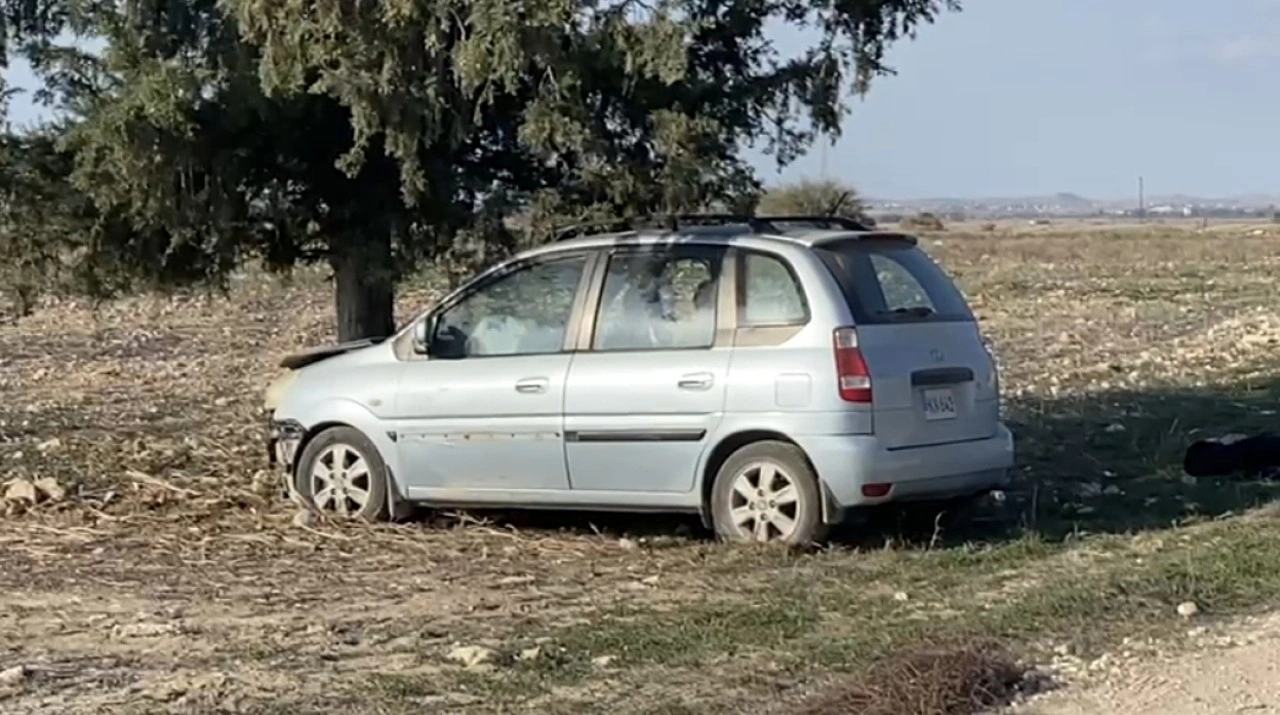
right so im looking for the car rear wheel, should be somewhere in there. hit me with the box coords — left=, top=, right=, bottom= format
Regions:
left=294, top=426, right=390, bottom=522
left=710, top=441, right=826, bottom=546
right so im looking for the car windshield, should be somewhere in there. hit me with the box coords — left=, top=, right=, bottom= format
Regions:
left=814, top=238, right=974, bottom=324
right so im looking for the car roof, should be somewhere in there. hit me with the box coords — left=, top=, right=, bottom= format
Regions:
left=518, top=224, right=919, bottom=261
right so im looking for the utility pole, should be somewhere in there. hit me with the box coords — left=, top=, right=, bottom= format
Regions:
left=1137, top=175, right=1145, bottom=222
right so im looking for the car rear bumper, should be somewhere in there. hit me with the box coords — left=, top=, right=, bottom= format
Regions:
left=797, top=424, right=1015, bottom=513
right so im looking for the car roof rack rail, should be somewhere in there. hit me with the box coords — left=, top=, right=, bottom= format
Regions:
left=753, top=215, right=873, bottom=231
left=553, top=213, right=872, bottom=242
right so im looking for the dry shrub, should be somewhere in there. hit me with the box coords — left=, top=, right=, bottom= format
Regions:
left=900, top=212, right=946, bottom=231
left=795, top=641, right=1027, bottom=715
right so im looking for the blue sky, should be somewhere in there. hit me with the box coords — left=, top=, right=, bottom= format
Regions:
left=6, top=0, right=1278, bottom=200
left=761, top=0, right=1280, bottom=199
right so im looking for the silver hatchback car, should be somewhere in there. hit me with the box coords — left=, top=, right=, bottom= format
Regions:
left=265, top=215, right=1014, bottom=544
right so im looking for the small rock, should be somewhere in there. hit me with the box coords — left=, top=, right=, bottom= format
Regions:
left=1180, top=475, right=1197, bottom=486
left=33, top=477, right=65, bottom=502
left=617, top=537, right=637, bottom=551
left=517, top=646, right=541, bottom=662
left=113, top=622, right=178, bottom=638
left=291, top=510, right=317, bottom=528
left=1104, top=423, right=1126, bottom=433
left=1177, top=601, right=1200, bottom=619
left=2, top=479, right=37, bottom=504
left=10, top=451, right=22, bottom=461
left=893, top=591, right=910, bottom=602
left=640, top=574, right=660, bottom=586
left=385, top=635, right=421, bottom=651
left=1102, top=485, right=1123, bottom=496
left=591, top=655, right=618, bottom=668
left=36, top=437, right=62, bottom=452
left=0, top=665, right=28, bottom=687
left=447, top=645, right=496, bottom=669
left=497, top=575, right=535, bottom=587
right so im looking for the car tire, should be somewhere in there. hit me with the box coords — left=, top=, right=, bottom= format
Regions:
left=294, top=426, right=390, bottom=522
left=710, top=440, right=827, bottom=546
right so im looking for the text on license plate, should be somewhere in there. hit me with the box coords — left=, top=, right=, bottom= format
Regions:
left=922, top=388, right=957, bottom=421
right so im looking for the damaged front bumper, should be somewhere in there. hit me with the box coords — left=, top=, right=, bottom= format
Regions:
left=266, top=417, right=305, bottom=500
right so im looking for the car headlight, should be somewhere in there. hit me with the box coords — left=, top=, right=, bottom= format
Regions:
left=263, top=370, right=299, bottom=412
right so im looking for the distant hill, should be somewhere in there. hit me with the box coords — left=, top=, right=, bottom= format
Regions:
left=866, top=192, right=1280, bottom=213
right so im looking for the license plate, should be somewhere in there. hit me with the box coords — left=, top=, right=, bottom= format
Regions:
left=922, top=388, right=957, bottom=421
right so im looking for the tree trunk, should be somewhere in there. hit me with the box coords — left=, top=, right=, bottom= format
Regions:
left=331, top=236, right=396, bottom=343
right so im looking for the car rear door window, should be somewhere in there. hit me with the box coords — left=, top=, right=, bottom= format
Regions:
left=592, top=247, right=726, bottom=351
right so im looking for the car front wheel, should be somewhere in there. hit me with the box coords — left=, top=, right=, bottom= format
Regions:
left=710, top=441, right=826, bottom=546
left=294, top=426, right=390, bottom=522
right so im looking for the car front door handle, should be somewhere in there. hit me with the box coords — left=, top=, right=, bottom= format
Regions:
left=515, top=377, right=549, bottom=394
left=677, top=372, right=714, bottom=390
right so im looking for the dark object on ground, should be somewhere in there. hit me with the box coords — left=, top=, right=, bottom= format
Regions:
left=1183, top=433, right=1280, bottom=478
left=794, top=640, right=1029, bottom=715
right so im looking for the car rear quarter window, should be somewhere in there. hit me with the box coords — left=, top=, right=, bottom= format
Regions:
left=814, top=238, right=974, bottom=324
left=739, top=250, right=808, bottom=325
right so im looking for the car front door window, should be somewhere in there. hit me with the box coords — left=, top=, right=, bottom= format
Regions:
left=432, top=256, right=586, bottom=358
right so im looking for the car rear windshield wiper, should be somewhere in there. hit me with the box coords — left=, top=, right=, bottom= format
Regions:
left=882, top=306, right=935, bottom=319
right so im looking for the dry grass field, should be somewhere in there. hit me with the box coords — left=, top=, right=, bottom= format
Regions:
left=6, top=222, right=1280, bottom=714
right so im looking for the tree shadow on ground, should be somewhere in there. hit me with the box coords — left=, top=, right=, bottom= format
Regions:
left=417, top=375, right=1280, bottom=549
left=858, top=374, right=1280, bottom=549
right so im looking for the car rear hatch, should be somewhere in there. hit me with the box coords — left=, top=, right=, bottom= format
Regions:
left=816, top=235, right=998, bottom=450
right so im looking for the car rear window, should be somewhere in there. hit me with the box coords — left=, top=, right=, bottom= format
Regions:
left=814, top=238, right=974, bottom=324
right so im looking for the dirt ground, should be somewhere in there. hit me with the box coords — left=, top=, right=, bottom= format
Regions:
left=7, top=222, right=1280, bottom=714
left=1015, top=613, right=1280, bottom=715
left=0, top=516, right=722, bottom=714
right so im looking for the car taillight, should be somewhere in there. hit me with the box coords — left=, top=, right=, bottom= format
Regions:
left=833, top=327, right=872, bottom=403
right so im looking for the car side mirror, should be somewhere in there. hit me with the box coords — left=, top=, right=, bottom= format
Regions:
left=412, top=319, right=432, bottom=355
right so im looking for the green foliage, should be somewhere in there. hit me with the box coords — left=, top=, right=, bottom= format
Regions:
left=0, top=0, right=960, bottom=338
left=757, top=178, right=866, bottom=218
left=0, top=128, right=105, bottom=315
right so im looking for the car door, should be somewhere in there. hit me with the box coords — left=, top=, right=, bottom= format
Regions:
left=389, top=251, right=593, bottom=492
left=563, top=243, right=731, bottom=493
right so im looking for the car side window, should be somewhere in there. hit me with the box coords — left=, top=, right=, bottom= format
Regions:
left=431, top=256, right=586, bottom=358
left=592, top=249, right=724, bottom=351
left=739, top=251, right=808, bottom=325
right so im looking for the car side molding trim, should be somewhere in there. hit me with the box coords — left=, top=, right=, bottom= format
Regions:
left=565, top=429, right=707, bottom=443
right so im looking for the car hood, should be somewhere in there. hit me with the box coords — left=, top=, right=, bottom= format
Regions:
left=278, top=336, right=387, bottom=370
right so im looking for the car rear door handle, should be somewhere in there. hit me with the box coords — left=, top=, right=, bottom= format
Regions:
left=515, top=377, right=548, bottom=394
left=677, top=372, right=714, bottom=390
left=911, top=367, right=975, bottom=387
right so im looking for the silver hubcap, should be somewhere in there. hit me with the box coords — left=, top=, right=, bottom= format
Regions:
left=728, top=461, right=801, bottom=542
left=309, top=443, right=372, bottom=517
